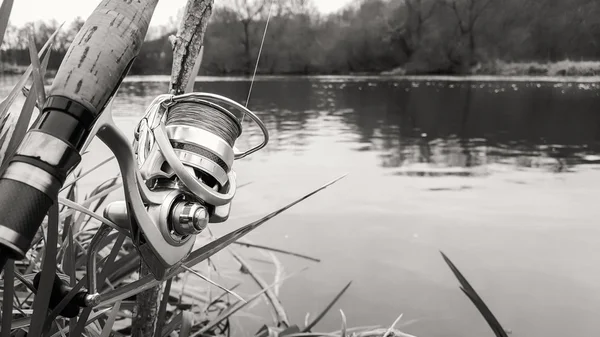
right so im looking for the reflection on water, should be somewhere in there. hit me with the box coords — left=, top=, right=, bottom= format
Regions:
left=2, top=75, right=600, bottom=337
left=113, top=76, right=600, bottom=176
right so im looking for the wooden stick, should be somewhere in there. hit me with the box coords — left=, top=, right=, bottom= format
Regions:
left=169, top=0, right=214, bottom=94
left=133, top=1, right=214, bottom=336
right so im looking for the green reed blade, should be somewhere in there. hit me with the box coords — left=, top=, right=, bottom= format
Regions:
left=440, top=251, right=508, bottom=337
left=302, top=281, right=352, bottom=332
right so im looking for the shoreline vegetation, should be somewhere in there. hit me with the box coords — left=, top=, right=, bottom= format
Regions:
left=383, top=60, right=600, bottom=77
left=4, top=60, right=600, bottom=78
left=4, top=0, right=600, bottom=80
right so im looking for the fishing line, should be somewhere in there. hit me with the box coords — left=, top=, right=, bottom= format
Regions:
left=167, top=100, right=241, bottom=146
left=242, top=0, right=274, bottom=123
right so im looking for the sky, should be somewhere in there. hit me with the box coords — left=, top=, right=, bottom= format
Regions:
left=6, top=0, right=353, bottom=27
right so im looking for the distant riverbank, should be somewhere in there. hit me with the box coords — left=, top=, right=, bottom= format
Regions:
left=4, top=60, right=600, bottom=79
left=383, top=60, right=600, bottom=77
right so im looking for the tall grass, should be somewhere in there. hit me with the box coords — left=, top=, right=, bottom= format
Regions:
left=0, top=3, right=510, bottom=337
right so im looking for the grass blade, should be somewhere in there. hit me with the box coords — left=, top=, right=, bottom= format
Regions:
left=1, top=259, right=15, bottom=337
left=303, top=281, right=353, bottom=332
left=233, top=241, right=321, bottom=263
left=60, top=180, right=122, bottom=223
left=339, top=310, right=347, bottom=337
left=285, top=332, right=339, bottom=337
left=14, top=271, right=36, bottom=293
left=27, top=32, right=46, bottom=106
left=99, top=300, right=121, bottom=337
left=184, top=45, right=204, bottom=94
left=58, top=197, right=128, bottom=236
left=46, top=235, right=126, bottom=325
left=440, top=251, right=509, bottom=337
left=28, top=203, right=59, bottom=337
left=205, top=283, right=241, bottom=309
left=182, top=265, right=246, bottom=304
left=4, top=48, right=52, bottom=162
left=160, top=312, right=183, bottom=337
left=0, top=22, right=59, bottom=110
left=60, top=156, right=116, bottom=192
left=0, top=0, right=14, bottom=47
left=47, top=308, right=112, bottom=337
left=229, top=249, right=289, bottom=327
left=69, top=235, right=126, bottom=337
left=181, top=175, right=347, bottom=273
left=153, top=278, right=172, bottom=337
left=192, top=267, right=309, bottom=337
left=0, top=24, right=60, bottom=165
left=329, top=325, right=382, bottom=336
left=382, top=314, right=403, bottom=337
left=179, top=311, right=194, bottom=337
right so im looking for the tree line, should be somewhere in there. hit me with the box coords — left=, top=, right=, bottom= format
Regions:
left=2, top=0, right=600, bottom=76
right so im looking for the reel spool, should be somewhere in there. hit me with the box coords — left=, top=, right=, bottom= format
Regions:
left=135, top=93, right=268, bottom=221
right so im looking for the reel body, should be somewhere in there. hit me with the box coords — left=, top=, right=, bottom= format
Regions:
left=98, top=92, right=268, bottom=280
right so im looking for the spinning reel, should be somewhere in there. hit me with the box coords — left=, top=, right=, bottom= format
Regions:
left=88, top=92, right=268, bottom=283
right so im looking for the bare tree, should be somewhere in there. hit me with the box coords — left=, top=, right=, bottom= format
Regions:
left=225, top=0, right=269, bottom=73
left=443, top=0, right=496, bottom=71
left=388, top=0, right=439, bottom=61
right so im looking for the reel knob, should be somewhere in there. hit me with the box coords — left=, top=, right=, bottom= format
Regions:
left=171, top=201, right=208, bottom=236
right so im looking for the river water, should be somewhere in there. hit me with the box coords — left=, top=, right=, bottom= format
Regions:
left=2, top=75, right=600, bottom=337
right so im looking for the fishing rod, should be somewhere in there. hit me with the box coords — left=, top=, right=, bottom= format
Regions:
left=0, top=0, right=269, bottom=285
left=0, top=0, right=159, bottom=271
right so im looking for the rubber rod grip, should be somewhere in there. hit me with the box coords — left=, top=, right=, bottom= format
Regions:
left=33, top=272, right=83, bottom=318
left=0, top=179, right=54, bottom=260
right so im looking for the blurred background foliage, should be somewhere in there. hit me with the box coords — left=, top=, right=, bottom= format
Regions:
left=2, top=0, right=600, bottom=75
